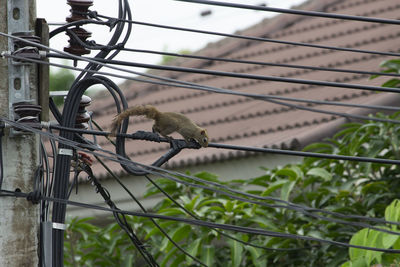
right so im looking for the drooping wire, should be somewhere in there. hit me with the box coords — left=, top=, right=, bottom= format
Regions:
left=89, top=120, right=208, bottom=266
left=94, top=14, right=400, bottom=57
left=143, top=174, right=312, bottom=252
left=92, top=121, right=307, bottom=253
left=176, top=0, right=400, bottom=25
left=6, top=54, right=400, bottom=127
left=41, top=53, right=400, bottom=114
left=82, top=165, right=159, bottom=267
left=5, top=118, right=400, bottom=230
left=3, top=30, right=400, bottom=97
left=3, top=189, right=400, bottom=254
left=0, top=122, right=4, bottom=190
left=72, top=56, right=400, bottom=94
left=118, top=47, right=400, bottom=78
left=42, top=122, right=400, bottom=168
left=50, top=29, right=400, bottom=79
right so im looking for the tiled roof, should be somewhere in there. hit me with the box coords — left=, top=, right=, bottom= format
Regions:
left=90, top=0, right=400, bottom=178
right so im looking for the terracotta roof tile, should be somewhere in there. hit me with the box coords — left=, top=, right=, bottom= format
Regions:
left=88, top=0, right=400, bottom=178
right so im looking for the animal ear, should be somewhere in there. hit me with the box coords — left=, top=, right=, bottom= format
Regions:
left=201, top=130, right=206, bottom=135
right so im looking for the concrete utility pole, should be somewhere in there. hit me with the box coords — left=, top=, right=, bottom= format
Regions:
left=0, top=0, right=40, bottom=266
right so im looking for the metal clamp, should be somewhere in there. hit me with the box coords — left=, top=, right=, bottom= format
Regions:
left=59, top=148, right=73, bottom=156
left=52, top=222, right=67, bottom=231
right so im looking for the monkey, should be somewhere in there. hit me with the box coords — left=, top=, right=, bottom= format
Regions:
left=110, top=105, right=209, bottom=147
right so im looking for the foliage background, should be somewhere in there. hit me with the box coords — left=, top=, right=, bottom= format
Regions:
left=64, top=59, right=400, bottom=266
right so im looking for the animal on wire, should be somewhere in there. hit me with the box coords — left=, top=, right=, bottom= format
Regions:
left=110, top=105, right=209, bottom=147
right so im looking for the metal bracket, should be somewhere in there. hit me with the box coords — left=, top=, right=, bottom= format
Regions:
left=7, top=0, right=32, bottom=135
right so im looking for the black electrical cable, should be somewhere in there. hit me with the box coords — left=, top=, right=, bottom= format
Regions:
left=33, top=119, right=400, bottom=170
left=43, top=123, right=400, bottom=170
left=51, top=74, right=128, bottom=266
left=176, top=0, right=400, bottom=25
left=44, top=53, right=400, bottom=113
left=120, top=47, right=400, bottom=78
left=5, top=32, right=400, bottom=117
left=75, top=0, right=132, bottom=84
left=40, top=140, right=51, bottom=222
left=47, top=128, right=57, bottom=220
left=91, top=155, right=208, bottom=266
left=3, top=189, right=400, bottom=254
left=92, top=121, right=306, bottom=252
left=8, top=119, right=400, bottom=245
left=95, top=14, right=400, bottom=57
left=0, top=122, right=4, bottom=190
left=9, top=54, right=400, bottom=127
left=59, top=29, right=400, bottom=79
left=92, top=121, right=306, bottom=253
left=49, top=19, right=110, bottom=39
left=6, top=118, right=400, bottom=229
left=143, top=174, right=312, bottom=252
left=81, top=57, right=400, bottom=94
left=83, top=166, right=159, bottom=267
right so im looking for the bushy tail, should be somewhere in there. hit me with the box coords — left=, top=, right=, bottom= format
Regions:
left=110, top=105, right=160, bottom=136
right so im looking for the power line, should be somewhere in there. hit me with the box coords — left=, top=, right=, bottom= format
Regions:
left=176, top=0, right=400, bottom=25
left=46, top=52, right=400, bottom=112
left=95, top=14, right=400, bottom=57
left=9, top=53, right=400, bottom=126
left=84, top=57, right=400, bottom=94
left=3, top=31, right=399, bottom=100
left=4, top=117, right=400, bottom=228
left=3, top=189, right=400, bottom=254
left=119, top=47, right=400, bottom=78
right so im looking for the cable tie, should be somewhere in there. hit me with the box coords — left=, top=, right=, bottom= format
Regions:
left=41, top=121, right=50, bottom=130
left=1, top=51, right=12, bottom=59
left=107, top=18, right=119, bottom=31
left=26, top=190, right=41, bottom=204
left=115, top=43, right=125, bottom=50
left=58, top=148, right=73, bottom=156
left=52, top=222, right=67, bottom=231
left=87, top=10, right=98, bottom=19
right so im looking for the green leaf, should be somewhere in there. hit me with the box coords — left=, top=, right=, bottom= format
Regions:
left=228, top=238, right=243, bottom=267
left=158, top=207, right=187, bottom=216
left=122, top=254, right=133, bottom=267
left=281, top=180, right=296, bottom=202
left=160, top=247, right=178, bottom=267
left=306, top=168, right=332, bottom=182
left=351, top=257, right=368, bottom=267
left=261, top=179, right=287, bottom=196
left=201, top=245, right=215, bottom=266
left=349, top=229, right=385, bottom=266
left=385, top=199, right=400, bottom=225
left=162, top=225, right=191, bottom=252
left=274, top=167, right=300, bottom=180
left=170, top=254, right=185, bottom=267
left=194, top=171, right=219, bottom=181
left=247, top=246, right=267, bottom=267
left=382, top=78, right=400, bottom=88
left=381, top=232, right=399, bottom=249
left=349, top=229, right=369, bottom=260
left=185, top=238, right=202, bottom=265
left=250, top=216, right=279, bottom=230
left=380, top=59, right=400, bottom=70
left=145, top=221, right=175, bottom=239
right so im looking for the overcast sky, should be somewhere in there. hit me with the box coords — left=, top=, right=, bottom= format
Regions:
left=36, top=0, right=306, bottom=84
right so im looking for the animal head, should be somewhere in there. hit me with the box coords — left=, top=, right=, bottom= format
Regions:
left=196, top=129, right=209, bottom=147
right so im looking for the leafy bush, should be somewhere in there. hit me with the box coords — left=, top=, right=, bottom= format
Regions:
left=342, top=199, right=400, bottom=267
left=64, top=111, right=400, bottom=266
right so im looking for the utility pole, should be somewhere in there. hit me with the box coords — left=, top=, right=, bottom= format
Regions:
left=0, top=0, right=40, bottom=266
